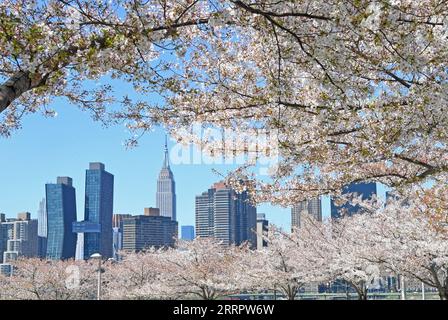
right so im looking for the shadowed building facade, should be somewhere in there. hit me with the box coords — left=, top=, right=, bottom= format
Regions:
left=83, top=162, right=114, bottom=259
left=45, top=177, right=77, bottom=260
left=122, top=208, right=178, bottom=251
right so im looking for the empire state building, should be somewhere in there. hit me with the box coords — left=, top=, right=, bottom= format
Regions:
left=156, top=137, right=177, bottom=221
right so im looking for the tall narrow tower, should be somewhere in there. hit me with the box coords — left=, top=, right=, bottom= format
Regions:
left=83, top=162, right=114, bottom=259
left=156, top=136, right=177, bottom=221
left=45, top=177, right=77, bottom=260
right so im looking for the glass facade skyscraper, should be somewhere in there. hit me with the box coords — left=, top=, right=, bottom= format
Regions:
left=331, top=182, right=377, bottom=219
left=45, top=177, right=77, bottom=260
left=83, top=162, right=114, bottom=259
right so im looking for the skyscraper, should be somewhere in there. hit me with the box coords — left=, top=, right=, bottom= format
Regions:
left=291, top=197, right=322, bottom=231
left=1, top=213, right=38, bottom=263
left=195, top=182, right=257, bottom=247
left=122, top=209, right=178, bottom=251
left=256, top=213, right=269, bottom=250
left=331, top=182, right=377, bottom=219
left=45, top=177, right=77, bottom=260
left=195, top=189, right=215, bottom=238
left=112, top=213, right=132, bottom=260
left=37, top=198, right=47, bottom=237
left=37, top=198, right=47, bottom=258
left=156, top=137, right=176, bottom=221
left=181, top=225, right=195, bottom=241
left=83, top=162, right=114, bottom=259
left=0, top=213, right=7, bottom=263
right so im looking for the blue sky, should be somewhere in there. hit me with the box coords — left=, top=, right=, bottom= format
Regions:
left=0, top=99, right=297, bottom=229
left=0, top=96, right=387, bottom=230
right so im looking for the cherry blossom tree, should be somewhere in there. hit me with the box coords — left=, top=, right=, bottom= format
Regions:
left=103, top=249, right=176, bottom=299
left=365, top=187, right=448, bottom=300
left=1, top=197, right=447, bottom=301
left=323, top=185, right=448, bottom=300
left=328, top=215, right=387, bottom=300
left=288, top=212, right=389, bottom=300
left=1, top=258, right=97, bottom=300
left=246, top=225, right=325, bottom=300
left=160, top=238, right=249, bottom=300
left=1, top=1, right=448, bottom=205
left=0, top=272, right=14, bottom=300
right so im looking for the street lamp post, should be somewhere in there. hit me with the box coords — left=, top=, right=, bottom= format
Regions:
left=421, top=282, right=425, bottom=300
left=400, top=275, right=406, bottom=300
left=90, top=253, right=102, bottom=300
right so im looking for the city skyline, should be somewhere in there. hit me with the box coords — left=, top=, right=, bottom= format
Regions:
left=0, top=104, right=389, bottom=230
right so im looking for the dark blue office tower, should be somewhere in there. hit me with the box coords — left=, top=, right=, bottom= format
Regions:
left=45, top=177, right=77, bottom=260
left=83, top=163, right=114, bottom=259
left=331, top=182, right=377, bottom=219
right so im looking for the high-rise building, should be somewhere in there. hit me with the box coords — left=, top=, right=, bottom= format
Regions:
left=195, top=189, right=215, bottom=238
left=0, top=213, right=7, bottom=263
left=122, top=209, right=178, bottom=251
left=181, top=225, right=195, bottom=241
left=75, top=233, right=84, bottom=261
left=0, top=263, right=13, bottom=276
left=256, top=213, right=269, bottom=250
left=37, top=198, right=47, bottom=258
left=195, top=182, right=257, bottom=247
left=112, top=213, right=132, bottom=260
left=1, top=212, right=38, bottom=263
left=45, top=177, right=77, bottom=260
left=156, top=137, right=176, bottom=221
left=331, top=182, right=377, bottom=219
left=291, top=197, right=322, bottom=231
left=83, top=162, right=114, bottom=259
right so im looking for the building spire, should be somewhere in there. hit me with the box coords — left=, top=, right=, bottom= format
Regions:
left=163, top=134, right=169, bottom=168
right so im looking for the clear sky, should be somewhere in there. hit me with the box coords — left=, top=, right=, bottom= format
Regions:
left=0, top=94, right=386, bottom=231
left=0, top=97, right=296, bottom=230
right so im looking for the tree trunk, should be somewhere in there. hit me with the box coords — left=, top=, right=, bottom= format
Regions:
left=353, top=281, right=368, bottom=300
left=358, top=290, right=368, bottom=300
left=437, top=286, right=448, bottom=300
left=0, top=71, right=33, bottom=114
left=284, top=284, right=298, bottom=300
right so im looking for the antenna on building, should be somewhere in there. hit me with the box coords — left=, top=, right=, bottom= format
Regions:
left=163, top=134, right=169, bottom=168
